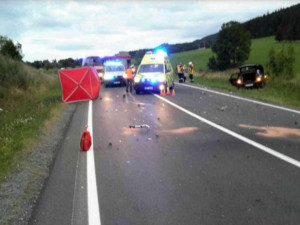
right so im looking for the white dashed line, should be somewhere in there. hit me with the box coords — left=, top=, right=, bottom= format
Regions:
left=176, top=82, right=300, bottom=115
left=154, top=94, right=300, bottom=169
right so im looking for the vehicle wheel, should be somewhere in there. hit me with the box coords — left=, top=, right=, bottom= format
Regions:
left=135, top=89, right=140, bottom=94
left=105, top=84, right=109, bottom=88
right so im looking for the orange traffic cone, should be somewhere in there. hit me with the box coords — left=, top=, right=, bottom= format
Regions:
left=172, top=89, right=176, bottom=96
left=166, top=88, right=171, bottom=95
left=160, top=88, right=165, bottom=96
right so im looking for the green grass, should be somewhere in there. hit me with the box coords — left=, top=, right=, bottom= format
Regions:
left=0, top=56, right=64, bottom=183
left=246, top=36, right=300, bottom=77
left=194, top=71, right=300, bottom=109
left=170, top=36, right=300, bottom=77
left=169, top=36, right=300, bottom=109
left=169, top=48, right=214, bottom=72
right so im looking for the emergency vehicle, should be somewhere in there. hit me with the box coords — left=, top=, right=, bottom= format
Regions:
left=81, top=56, right=104, bottom=79
left=103, top=61, right=127, bottom=87
left=82, top=53, right=131, bottom=80
left=134, top=50, right=174, bottom=94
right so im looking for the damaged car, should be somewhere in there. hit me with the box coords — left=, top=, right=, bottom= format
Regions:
left=229, top=64, right=267, bottom=88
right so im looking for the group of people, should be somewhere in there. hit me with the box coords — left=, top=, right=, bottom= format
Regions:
left=177, top=62, right=194, bottom=83
left=125, top=64, right=136, bottom=93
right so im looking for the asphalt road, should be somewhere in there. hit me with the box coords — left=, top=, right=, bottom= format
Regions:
left=30, top=83, right=300, bottom=225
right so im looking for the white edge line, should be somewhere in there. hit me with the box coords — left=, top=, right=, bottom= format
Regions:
left=176, top=82, right=300, bottom=115
left=87, top=100, right=101, bottom=225
left=154, top=94, right=300, bottom=169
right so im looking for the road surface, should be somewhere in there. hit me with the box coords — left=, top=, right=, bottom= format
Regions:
left=30, top=83, right=300, bottom=225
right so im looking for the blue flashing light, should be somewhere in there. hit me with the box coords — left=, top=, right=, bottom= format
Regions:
left=154, top=48, right=168, bottom=58
left=104, top=60, right=123, bottom=66
left=150, top=77, right=157, bottom=83
left=141, top=78, right=146, bottom=82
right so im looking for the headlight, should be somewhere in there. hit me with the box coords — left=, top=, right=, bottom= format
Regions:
left=104, top=74, right=112, bottom=80
left=134, top=77, right=140, bottom=83
left=256, top=76, right=262, bottom=82
left=158, top=75, right=165, bottom=82
left=237, top=79, right=242, bottom=84
left=98, top=73, right=103, bottom=78
left=123, top=73, right=127, bottom=78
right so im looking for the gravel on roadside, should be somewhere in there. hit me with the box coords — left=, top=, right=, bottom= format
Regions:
left=0, top=103, right=77, bottom=225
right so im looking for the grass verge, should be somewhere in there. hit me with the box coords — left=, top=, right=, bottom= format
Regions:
left=0, top=57, right=64, bottom=184
left=192, top=70, right=300, bottom=109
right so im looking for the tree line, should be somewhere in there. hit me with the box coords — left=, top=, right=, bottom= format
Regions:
left=243, top=3, right=300, bottom=41
left=26, top=58, right=82, bottom=70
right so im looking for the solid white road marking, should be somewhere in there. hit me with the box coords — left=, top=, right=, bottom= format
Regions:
left=154, top=94, right=300, bottom=169
left=87, top=100, right=101, bottom=225
left=176, top=82, right=300, bottom=115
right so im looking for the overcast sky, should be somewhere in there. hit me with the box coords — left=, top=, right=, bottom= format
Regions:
left=0, top=0, right=298, bottom=62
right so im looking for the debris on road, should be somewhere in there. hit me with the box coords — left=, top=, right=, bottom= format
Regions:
left=108, top=142, right=112, bottom=147
left=157, top=117, right=160, bottom=120
left=80, top=126, right=91, bottom=151
left=129, top=124, right=150, bottom=129
left=155, top=134, right=160, bottom=138
left=218, top=105, right=228, bottom=111
left=295, top=121, right=298, bottom=125
left=147, top=138, right=152, bottom=141
left=126, top=161, right=131, bottom=164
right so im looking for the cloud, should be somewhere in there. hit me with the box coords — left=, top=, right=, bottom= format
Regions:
left=0, top=0, right=298, bottom=61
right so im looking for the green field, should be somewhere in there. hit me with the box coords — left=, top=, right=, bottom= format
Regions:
left=169, top=36, right=300, bottom=109
left=169, top=48, right=214, bottom=72
left=170, top=36, right=300, bottom=77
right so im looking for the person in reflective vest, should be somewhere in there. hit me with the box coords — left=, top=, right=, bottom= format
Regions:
left=126, top=66, right=133, bottom=93
left=188, top=62, right=194, bottom=82
left=177, top=62, right=186, bottom=83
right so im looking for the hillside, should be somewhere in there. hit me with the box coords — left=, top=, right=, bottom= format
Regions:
left=169, top=36, right=300, bottom=77
left=128, top=3, right=299, bottom=63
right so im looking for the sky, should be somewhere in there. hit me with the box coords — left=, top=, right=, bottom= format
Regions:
left=0, top=0, right=298, bottom=62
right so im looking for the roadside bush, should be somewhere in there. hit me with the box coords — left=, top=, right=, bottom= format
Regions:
left=0, top=54, right=34, bottom=89
left=267, top=46, right=295, bottom=79
left=207, top=56, right=218, bottom=71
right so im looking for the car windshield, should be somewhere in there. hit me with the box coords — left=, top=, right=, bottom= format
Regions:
left=105, top=65, right=125, bottom=72
left=84, top=57, right=102, bottom=66
left=139, top=64, right=164, bottom=73
left=240, top=67, right=256, bottom=73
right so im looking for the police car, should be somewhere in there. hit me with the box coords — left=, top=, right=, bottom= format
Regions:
left=134, top=50, right=174, bottom=94
left=103, top=61, right=127, bottom=87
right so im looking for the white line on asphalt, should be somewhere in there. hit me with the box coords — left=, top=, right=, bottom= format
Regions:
left=176, top=82, right=300, bottom=115
left=154, top=94, right=300, bottom=169
left=87, top=100, right=101, bottom=225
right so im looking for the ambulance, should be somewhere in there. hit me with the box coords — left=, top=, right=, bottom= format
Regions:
left=133, top=50, right=174, bottom=94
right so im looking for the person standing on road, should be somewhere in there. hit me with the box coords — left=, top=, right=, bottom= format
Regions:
left=177, top=62, right=186, bottom=83
left=188, top=61, right=194, bottom=82
left=126, top=65, right=134, bottom=93
left=131, top=64, right=136, bottom=75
